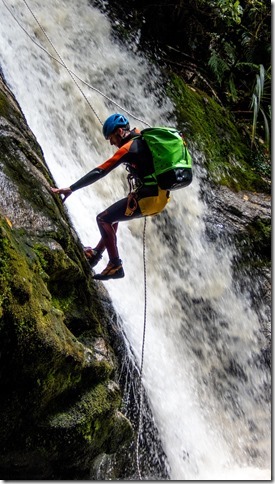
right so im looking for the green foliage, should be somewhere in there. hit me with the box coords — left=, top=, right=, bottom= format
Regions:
left=208, top=0, right=243, bottom=25
left=168, top=75, right=270, bottom=192
left=250, top=142, right=271, bottom=179
left=100, top=0, right=271, bottom=155
left=227, top=74, right=238, bottom=103
left=208, top=47, right=230, bottom=85
left=250, top=64, right=271, bottom=150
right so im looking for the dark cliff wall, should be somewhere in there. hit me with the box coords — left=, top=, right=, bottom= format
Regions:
left=0, top=73, right=132, bottom=479
left=0, top=46, right=271, bottom=477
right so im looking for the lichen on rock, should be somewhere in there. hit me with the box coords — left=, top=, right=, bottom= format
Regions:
left=0, top=73, right=132, bottom=479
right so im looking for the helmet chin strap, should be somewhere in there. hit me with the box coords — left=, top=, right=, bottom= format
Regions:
left=117, top=128, right=130, bottom=147
left=117, top=134, right=123, bottom=146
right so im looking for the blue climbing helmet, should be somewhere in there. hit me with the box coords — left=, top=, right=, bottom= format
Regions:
left=102, top=113, right=130, bottom=139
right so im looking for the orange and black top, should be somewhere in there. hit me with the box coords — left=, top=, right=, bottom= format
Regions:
left=70, top=128, right=156, bottom=192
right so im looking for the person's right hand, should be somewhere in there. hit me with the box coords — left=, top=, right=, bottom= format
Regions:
left=50, top=187, right=72, bottom=203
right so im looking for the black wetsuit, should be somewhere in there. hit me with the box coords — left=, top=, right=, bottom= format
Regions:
left=70, top=128, right=170, bottom=261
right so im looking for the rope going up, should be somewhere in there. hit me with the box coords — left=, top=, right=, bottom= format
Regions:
left=135, top=216, right=148, bottom=480
left=1, top=0, right=151, bottom=128
left=20, top=0, right=103, bottom=126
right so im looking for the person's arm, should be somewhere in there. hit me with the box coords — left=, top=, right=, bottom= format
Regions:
left=70, top=168, right=105, bottom=191
left=50, top=167, right=107, bottom=202
left=50, top=144, right=131, bottom=202
left=70, top=145, right=130, bottom=191
left=50, top=167, right=108, bottom=202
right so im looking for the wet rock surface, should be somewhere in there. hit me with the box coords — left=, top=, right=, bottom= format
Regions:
left=0, top=73, right=133, bottom=479
left=0, top=67, right=271, bottom=478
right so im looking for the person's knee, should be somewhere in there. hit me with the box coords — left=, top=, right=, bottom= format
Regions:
left=96, top=211, right=113, bottom=238
left=97, top=210, right=107, bottom=226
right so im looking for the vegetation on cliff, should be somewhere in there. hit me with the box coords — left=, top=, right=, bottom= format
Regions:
left=94, top=0, right=271, bottom=190
left=93, top=0, right=271, bottom=273
left=0, top=0, right=271, bottom=478
left=0, top=75, right=132, bottom=479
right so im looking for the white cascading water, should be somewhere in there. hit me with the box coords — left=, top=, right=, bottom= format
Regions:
left=0, top=0, right=271, bottom=479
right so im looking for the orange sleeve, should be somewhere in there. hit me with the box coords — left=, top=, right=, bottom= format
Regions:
left=98, top=140, right=133, bottom=173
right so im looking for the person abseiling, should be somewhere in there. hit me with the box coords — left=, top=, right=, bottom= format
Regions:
left=50, top=113, right=187, bottom=280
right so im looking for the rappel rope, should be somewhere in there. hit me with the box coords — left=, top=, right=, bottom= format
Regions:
left=4, top=1, right=150, bottom=477
left=2, top=0, right=151, bottom=128
left=135, top=216, right=148, bottom=480
left=20, top=0, right=103, bottom=126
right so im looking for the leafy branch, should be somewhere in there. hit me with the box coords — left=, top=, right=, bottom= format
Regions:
left=250, top=64, right=271, bottom=151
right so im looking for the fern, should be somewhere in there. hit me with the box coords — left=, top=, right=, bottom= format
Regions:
left=223, top=41, right=237, bottom=65
left=250, top=64, right=270, bottom=149
left=208, top=52, right=229, bottom=85
left=228, top=74, right=238, bottom=103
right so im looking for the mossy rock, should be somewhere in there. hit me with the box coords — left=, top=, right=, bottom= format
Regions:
left=168, top=76, right=270, bottom=192
left=236, top=216, right=271, bottom=268
left=40, top=382, right=132, bottom=456
left=0, top=214, right=117, bottom=441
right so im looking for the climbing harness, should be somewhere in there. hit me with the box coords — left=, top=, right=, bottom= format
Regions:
left=135, top=216, right=147, bottom=480
left=124, top=162, right=142, bottom=216
left=125, top=192, right=138, bottom=217
left=1, top=0, right=151, bottom=128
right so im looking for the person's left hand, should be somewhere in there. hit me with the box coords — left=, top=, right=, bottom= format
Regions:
left=50, top=186, right=72, bottom=203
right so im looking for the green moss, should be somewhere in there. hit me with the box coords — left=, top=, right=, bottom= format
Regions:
left=32, top=242, right=102, bottom=336
left=43, top=382, right=132, bottom=457
left=0, top=213, right=116, bottom=413
left=0, top=79, right=131, bottom=476
left=0, top=221, right=39, bottom=336
left=0, top=91, right=15, bottom=119
left=51, top=295, right=73, bottom=312
left=168, top=76, right=270, bottom=192
left=49, top=383, right=120, bottom=428
left=237, top=217, right=271, bottom=267
left=0, top=218, right=78, bottom=399
left=33, top=243, right=79, bottom=279
left=0, top=223, right=13, bottom=320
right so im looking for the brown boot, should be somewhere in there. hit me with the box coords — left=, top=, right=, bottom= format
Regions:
left=93, top=260, right=125, bottom=280
left=84, top=247, right=103, bottom=268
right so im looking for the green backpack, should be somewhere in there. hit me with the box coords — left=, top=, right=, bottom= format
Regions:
left=140, top=127, right=193, bottom=191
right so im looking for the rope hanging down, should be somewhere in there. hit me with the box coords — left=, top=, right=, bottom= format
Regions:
left=2, top=0, right=151, bottom=128
left=135, top=217, right=148, bottom=480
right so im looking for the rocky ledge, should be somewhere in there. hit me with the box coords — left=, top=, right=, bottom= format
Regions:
left=0, top=73, right=132, bottom=479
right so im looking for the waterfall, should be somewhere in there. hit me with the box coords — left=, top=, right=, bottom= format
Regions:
left=0, top=0, right=271, bottom=479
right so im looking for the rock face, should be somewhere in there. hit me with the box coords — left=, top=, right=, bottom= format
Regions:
left=0, top=66, right=271, bottom=479
left=202, top=180, right=271, bottom=342
left=0, top=73, right=132, bottom=479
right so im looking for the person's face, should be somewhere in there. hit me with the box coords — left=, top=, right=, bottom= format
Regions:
left=107, top=127, right=124, bottom=147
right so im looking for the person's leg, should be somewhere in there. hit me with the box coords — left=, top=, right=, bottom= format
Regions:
left=85, top=195, right=141, bottom=269
left=91, top=188, right=169, bottom=280
left=92, top=196, right=142, bottom=280
left=93, top=222, right=118, bottom=254
left=96, top=197, right=141, bottom=262
left=84, top=220, right=119, bottom=268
